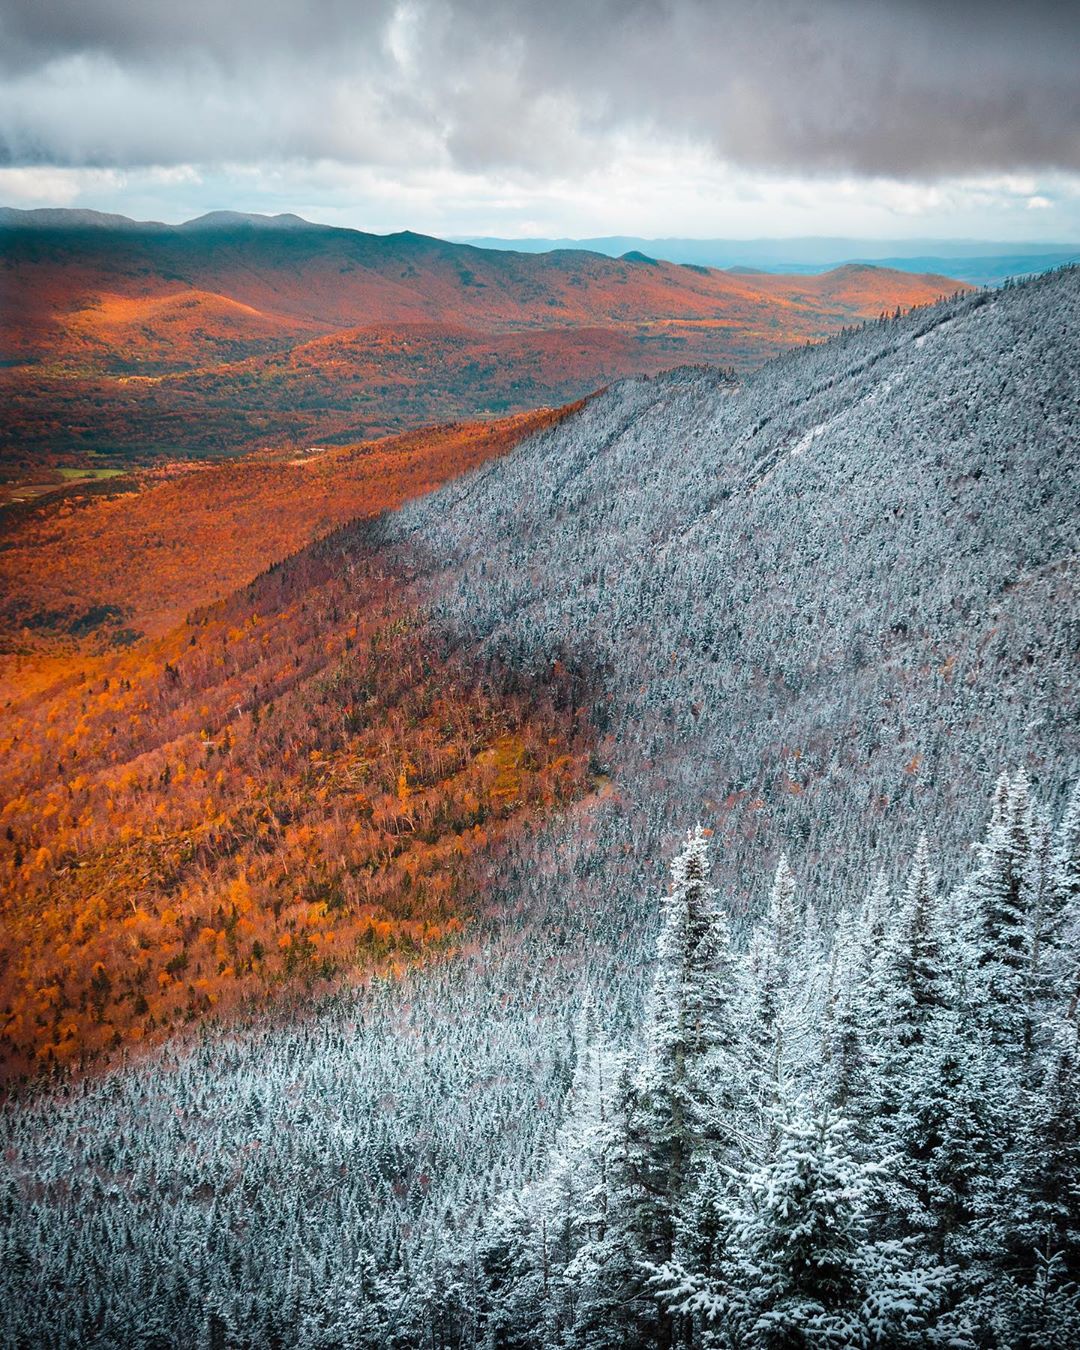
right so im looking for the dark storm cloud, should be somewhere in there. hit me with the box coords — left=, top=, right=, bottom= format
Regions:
left=1, top=0, right=1078, bottom=177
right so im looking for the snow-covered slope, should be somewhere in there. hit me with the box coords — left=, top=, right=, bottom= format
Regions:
left=386, top=266, right=1079, bottom=901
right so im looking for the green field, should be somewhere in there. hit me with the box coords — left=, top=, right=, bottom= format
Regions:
left=56, top=467, right=127, bottom=481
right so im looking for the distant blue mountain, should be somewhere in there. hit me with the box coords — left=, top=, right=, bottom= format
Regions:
left=458, top=234, right=1080, bottom=286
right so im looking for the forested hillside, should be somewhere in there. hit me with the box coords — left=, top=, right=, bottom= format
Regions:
left=474, top=778, right=1080, bottom=1347
left=0, top=411, right=589, bottom=1074
left=1, top=268, right=1077, bottom=1347
left=384, top=266, right=1078, bottom=894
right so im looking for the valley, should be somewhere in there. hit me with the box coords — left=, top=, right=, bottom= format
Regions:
left=0, top=212, right=966, bottom=471
left=1, top=264, right=1076, bottom=1346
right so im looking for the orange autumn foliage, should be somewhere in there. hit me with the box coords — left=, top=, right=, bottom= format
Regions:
left=0, top=407, right=575, bottom=666
left=0, top=405, right=594, bottom=1082
left=0, top=530, right=594, bottom=1082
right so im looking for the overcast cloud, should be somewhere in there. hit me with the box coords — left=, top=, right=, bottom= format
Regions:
left=1, top=0, right=1079, bottom=233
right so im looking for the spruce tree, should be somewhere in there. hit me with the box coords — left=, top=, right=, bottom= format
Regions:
left=745, top=855, right=806, bottom=1133
left=1048, top=782, right=1080, bottom=1020
left=960, top=769, right=1037, bottom=1053
left=825, top=873, right=890, bottom=1125
left=624, top=827, right=748, bottom=1344
left=634, top=828, right=737, bottom=1254
left=716, top=1105, right=957, bottom=1349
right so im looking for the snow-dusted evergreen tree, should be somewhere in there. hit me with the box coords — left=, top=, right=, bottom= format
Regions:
left=564, top=1054, right=660, bottom=1349
left=887, top=1001, right=999, bottom=1266
left=633, top=830, right=736, bottom=1227
left=711, top=1105, right=958, bottom=1349
left=884, top=835, right=946, bottom=1053
left=1048, top=782, right=1080, bottom=1019
left=866, top=835, right=956, bottom=1233
left=623, top=826, right=748, bottom=1341
left=744, top=855, right=807, bottom=1131
left=1025, top=801, right=1057, bottom=1027
left=824, top=872, right=890, bottom=1123
left=477, top=1186, right=548, bottom=1349
left=991, top=1249, right=1080, bottom=1350
left=958, top=769, right=1038, bottom=1054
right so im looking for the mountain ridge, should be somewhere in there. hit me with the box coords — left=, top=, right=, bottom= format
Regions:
left=5, top=209, right=1074, bottom=286
left=459, top=232, right=1080, bottom=286
left=381, top=265, right=1080, bottom=888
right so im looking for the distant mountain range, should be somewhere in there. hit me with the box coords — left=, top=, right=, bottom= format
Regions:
left=0, top=207, right=316, bottom=232
left=0, top=208, right=968, bottom=462
left=3, top=209, right=1075, bottom=287
left=4, top=208, right=1075, bottom=278
left=459, top=233, right=1080, bottom=287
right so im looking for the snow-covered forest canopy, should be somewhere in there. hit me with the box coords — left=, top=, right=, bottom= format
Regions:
left=481, top=772, right=1080, bottom=1348
left=2, top=267, right=1078, bottom=1347
left=383, top=266, right=1078, bottom=897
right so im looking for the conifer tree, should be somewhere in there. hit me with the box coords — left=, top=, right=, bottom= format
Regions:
left=532, top=998, right=634, bottom=1347
left=959, top=769, right=1037, bottom=1053
left=1048, top=783, right=1080, bottom=1019
left=825, top=873, right=890, bottom=1124
left=633, top=828, right=738, bottom=1250
left=745, top=855, right=805, bottom=1131
left=873, top=836, right=946, bottom=1103
left=714, top=1105, right=956, bottom=1349
left=624, top=827, right=748, bottom=1344
left=891, top=1001, right=999, bottom=1264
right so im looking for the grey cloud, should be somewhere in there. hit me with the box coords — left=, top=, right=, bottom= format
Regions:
left=0, top=0, right=398, bottom=68
left=1, top=0, right=1078, bottom=177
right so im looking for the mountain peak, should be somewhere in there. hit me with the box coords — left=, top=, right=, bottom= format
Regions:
left=0, top=206, right=156, bottom=230
left=179, top=211, right=316, bottom=231
left=0, top=206, right=321, bottom=233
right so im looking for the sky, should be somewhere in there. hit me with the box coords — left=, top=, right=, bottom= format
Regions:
left=2, top=0, right=1080, bottom=240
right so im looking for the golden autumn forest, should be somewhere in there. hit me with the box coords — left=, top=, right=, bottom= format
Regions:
left=0, top=410, right=596, bottom=1078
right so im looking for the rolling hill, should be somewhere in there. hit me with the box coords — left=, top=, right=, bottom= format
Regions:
left=0, top=211, right=966, bottom=467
